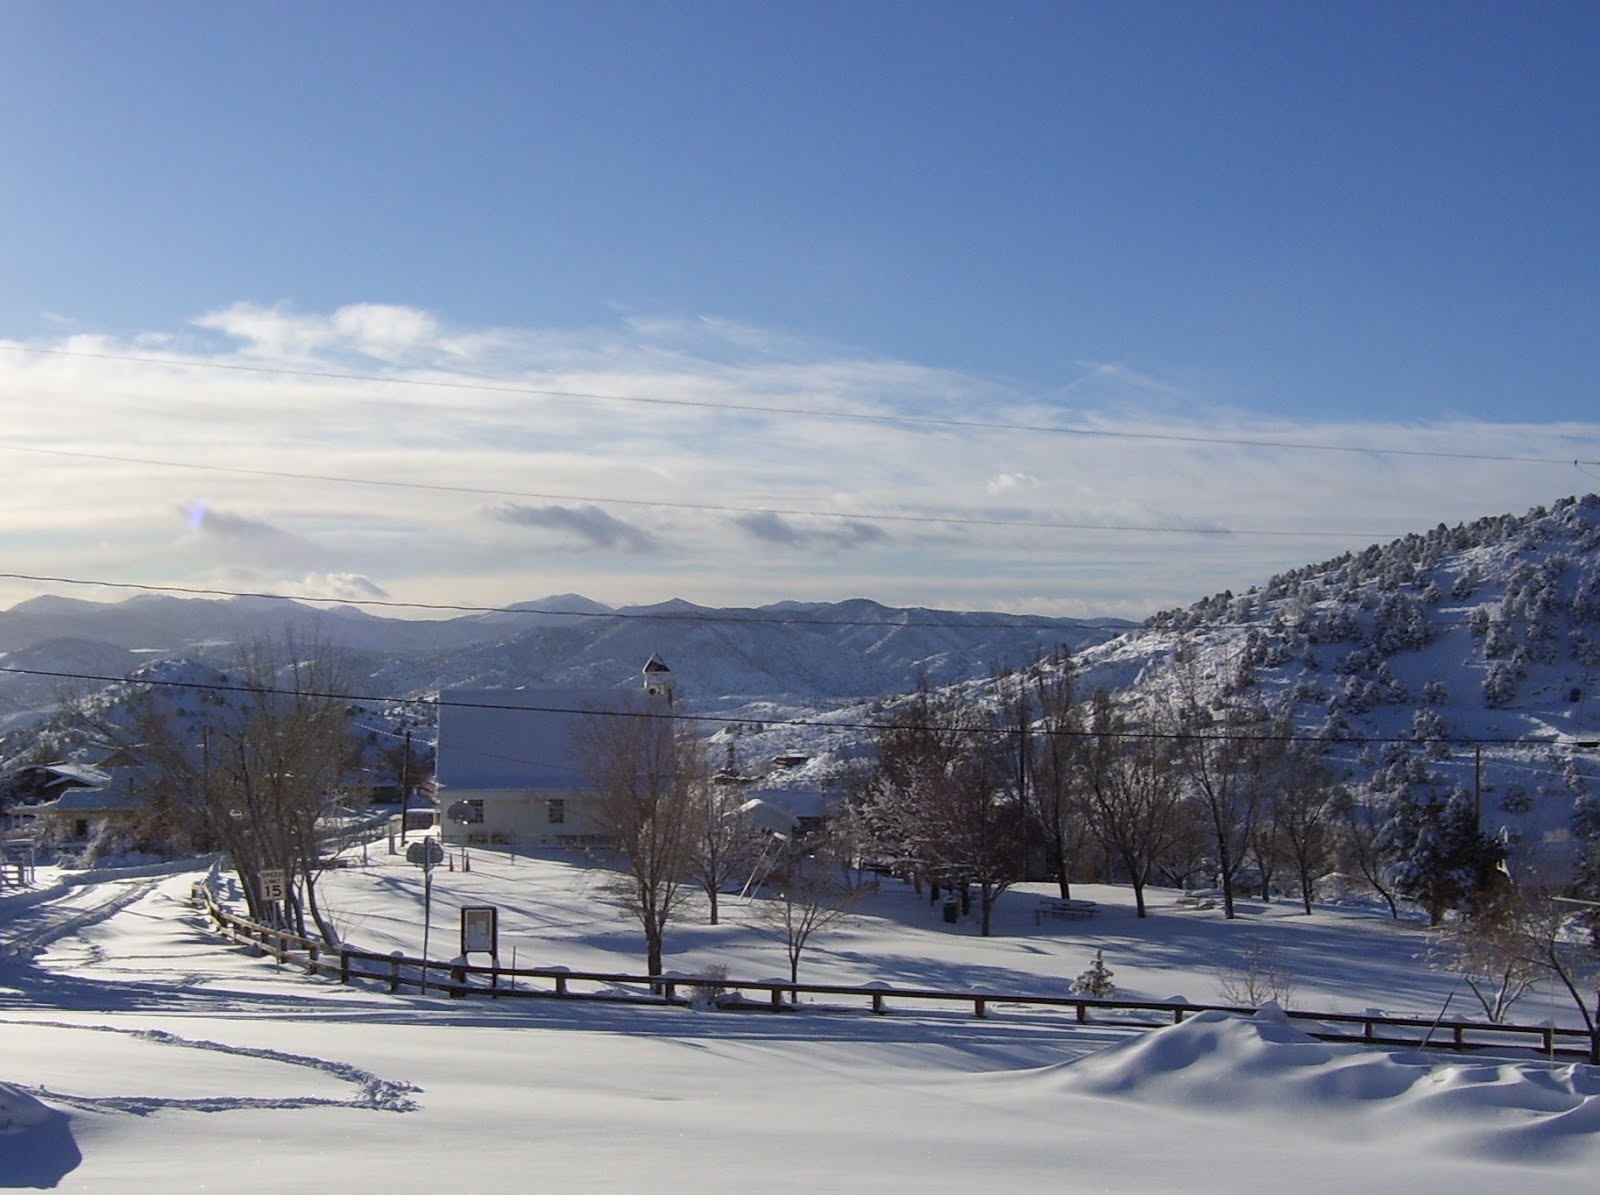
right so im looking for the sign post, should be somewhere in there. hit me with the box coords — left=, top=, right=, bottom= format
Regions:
left=258, top=869, right=287, bottom=925
left=446, top=800, right=476, bottom=872
left=405, top=838, right=444, bottom=992
left=461, top=905, right=499, bottom=958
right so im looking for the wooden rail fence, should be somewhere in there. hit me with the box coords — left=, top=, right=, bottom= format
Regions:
left=191, top=885, right=1600, bottom=1063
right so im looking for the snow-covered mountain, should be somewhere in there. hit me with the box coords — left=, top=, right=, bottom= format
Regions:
left=763, top=494, right=1600, bottom=859
left=12, top=494, right=1600, bottom=865
left=0, top=591, right=1133, bottom=742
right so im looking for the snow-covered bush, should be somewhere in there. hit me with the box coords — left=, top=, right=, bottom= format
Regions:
left=1070, top=950, right=1115, bottom=998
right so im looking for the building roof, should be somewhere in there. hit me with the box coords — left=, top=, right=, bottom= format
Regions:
left=36, top=787, right=143, bottom=815
left=4, top=762, right=112, bottom=789
left=435, top=686, right=672, bottom=792
left=746, top=787, right=831, bottom=820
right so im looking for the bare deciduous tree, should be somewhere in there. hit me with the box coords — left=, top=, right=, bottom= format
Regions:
left=1077, top=692, right=1186, bottom=918
left=1335, top=792, right=1402, bottom=919
left=1429, top=893, right=1540, bottom=1023
left=199, top=639, right=359, bottom=943
left=1270, top=746, right=1344, bottom=915
left=1020, top=655, right=1093, bottom=899
left=572, top=695, right=706, bottom=977
left=686, top=779, right=764, bottom=925
left=858, top=688, right=1028, bottom=936
left=1443, top=879, right=1600, bottom=1058
left=753, top=829, right=864, bottom=993
left=69, top=637, right=359, bottom=942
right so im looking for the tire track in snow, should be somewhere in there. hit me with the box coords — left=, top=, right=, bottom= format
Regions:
left=1, top=1018, right=421, bottom=1115
left=1, top=876, right=165, bottom=961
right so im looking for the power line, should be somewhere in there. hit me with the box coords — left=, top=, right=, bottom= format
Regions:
left=4, top=342, right=1594, bottom=467
left=2, top=661, right=1585, bottom=752
left=0, top=443, right=1398, bottom=541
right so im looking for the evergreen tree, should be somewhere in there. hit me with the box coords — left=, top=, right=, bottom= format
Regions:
left=1379, top=791, right=1504, bottom=925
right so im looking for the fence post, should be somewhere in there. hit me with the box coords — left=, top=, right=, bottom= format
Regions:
left=340, top=949, right=351, bottom=985
left=451, top=965, right=466, bottom=997
left=389, top=952, right=402, bottom=993
left=307, top=942, right=320, bottom=975
left=871, top=991, right=885, bottom=1015
left=1075, top=1002, right=1087, bottom=1023
left=974, top=997, right=987, bottom=1019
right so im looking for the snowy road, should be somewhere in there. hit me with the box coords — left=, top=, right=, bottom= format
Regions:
left=0, top=869, right=169, bottom=960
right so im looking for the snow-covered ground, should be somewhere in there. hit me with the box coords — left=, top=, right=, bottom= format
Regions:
left=3, top=840, right=1599, bottom=1191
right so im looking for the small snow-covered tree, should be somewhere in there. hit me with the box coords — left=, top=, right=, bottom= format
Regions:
left=1071, top=950, right=1115, bottom=998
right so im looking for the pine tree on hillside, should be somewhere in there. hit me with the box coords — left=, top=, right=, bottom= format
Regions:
left=1379, top=791, right=1505, bottom=926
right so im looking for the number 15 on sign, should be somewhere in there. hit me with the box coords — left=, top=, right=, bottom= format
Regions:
left=259, top=869, right=287, bottom=902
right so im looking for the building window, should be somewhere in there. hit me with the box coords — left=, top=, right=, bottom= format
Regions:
left=546, top=799, right=565, bottom=825
left=465, top=799, right=485, bottom=824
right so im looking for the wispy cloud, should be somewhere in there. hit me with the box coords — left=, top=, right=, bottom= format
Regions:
left=193, top=301, right=441, bottom=363
left=490, top=503, right=660, bottom=553
left=285, top=571, right=391, bottom=601
left=733, top=512, right=888, bottom=550
left=183, top=503, right=290, bottom=542
left=1, top=302, right=1596, bottom=619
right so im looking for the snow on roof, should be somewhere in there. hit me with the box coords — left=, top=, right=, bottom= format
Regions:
left=35, top=787, right=143, bottom=814
left=435, top=686, right=671, bottom=791
left=735, top=797, right=798, bottom=834
left=10, top=762, right=112, bottom=788
left=744, top=787, right=830, bottom=820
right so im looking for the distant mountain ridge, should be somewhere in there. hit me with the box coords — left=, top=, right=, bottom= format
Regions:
left=10, top=497, right=1600, bottom=883
left=0, top=592, right=1135, bottom=739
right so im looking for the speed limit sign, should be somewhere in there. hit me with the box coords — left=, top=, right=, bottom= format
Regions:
left=259, top=869, right=287, bottom=902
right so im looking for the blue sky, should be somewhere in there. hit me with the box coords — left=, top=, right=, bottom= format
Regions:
left=1, top=2, right=1597, bottom=619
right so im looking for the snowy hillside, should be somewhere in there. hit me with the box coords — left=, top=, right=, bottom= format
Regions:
left=735, top=497, right=1600, bottom=844
left=1075, top=495, right=1600, bottom=853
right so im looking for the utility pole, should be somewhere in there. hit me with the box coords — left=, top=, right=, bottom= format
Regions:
left=400, top=728, right=411, bottom=846
left=1474, top=743, right=1482, bottom=830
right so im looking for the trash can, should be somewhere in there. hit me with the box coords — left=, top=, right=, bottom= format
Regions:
left=942, top=900, right=959, bottom=924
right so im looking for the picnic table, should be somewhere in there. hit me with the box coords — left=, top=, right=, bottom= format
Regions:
left=1035, top=897, right=1097, bottom=926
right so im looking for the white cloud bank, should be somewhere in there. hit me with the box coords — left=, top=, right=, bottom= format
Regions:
left=1, top=302, right=1596, bottom=620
